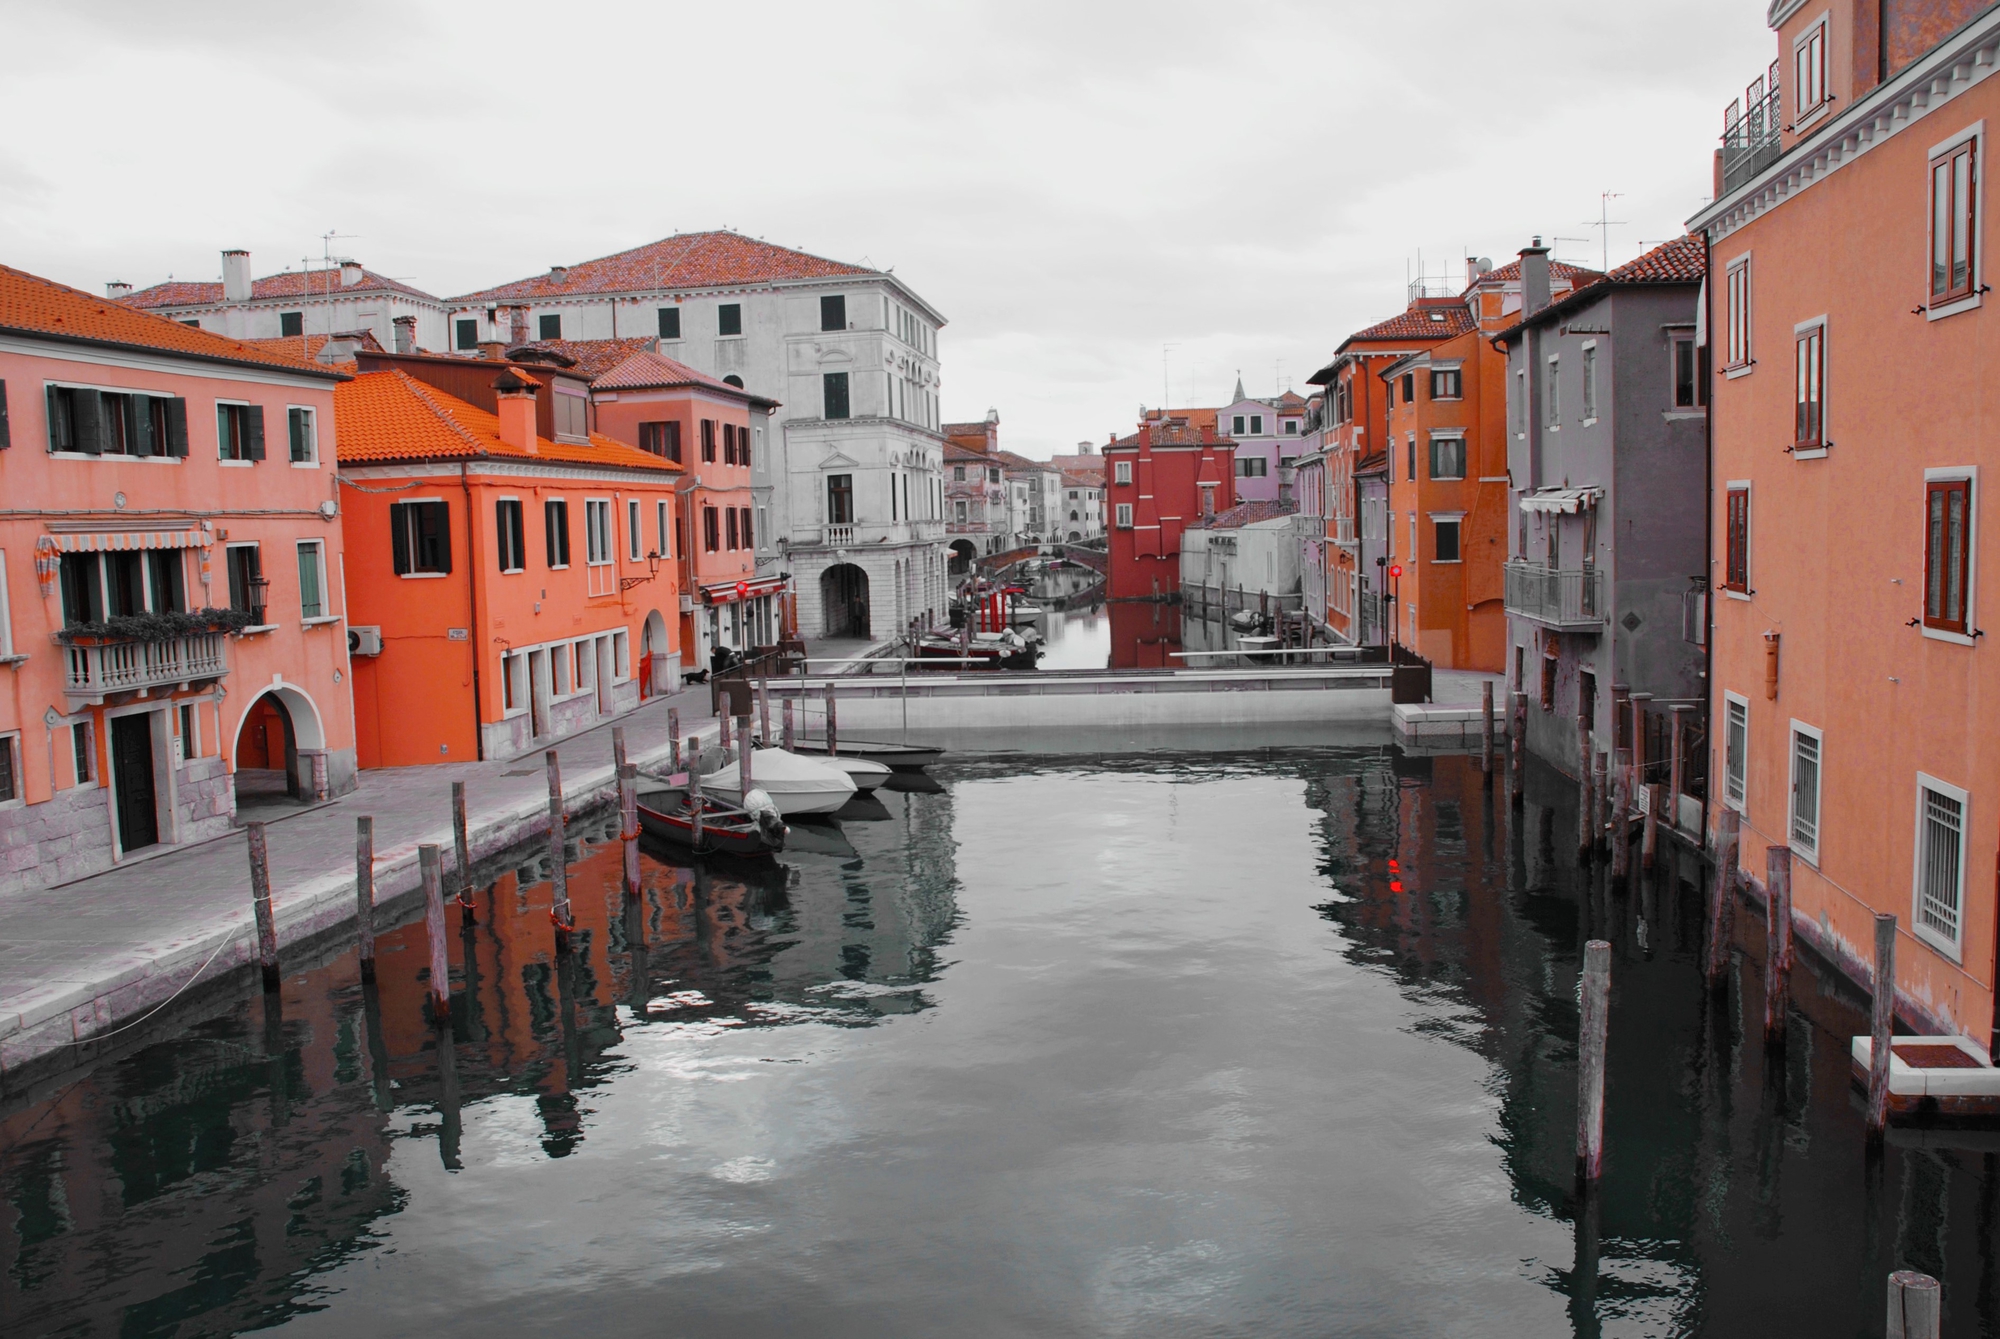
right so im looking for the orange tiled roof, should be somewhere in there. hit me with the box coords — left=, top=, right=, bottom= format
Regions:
left=1342, top=306, right=1478, bottom=343
left=121, top=266, right=440, bottom=309
left=1060, top=469, right=1103, bottom=488
left=455, top=232, right=876, bottom=303
left=1606, top=234, right=1706, bottom=284
left=0, top=264, right=344, bottom=377
left=1465, top=257, right=1603, bottom=292
left=1195, top=499, right=1298, bottom=529
left=592, top=348, right=747, bottom=395
left=237, top=329, right=385, bottom=363
left=944, top=442, right=991, bottom=463
left=335, top=369, right=682, bottom=473
left=507, top=337, right=655, bottom=380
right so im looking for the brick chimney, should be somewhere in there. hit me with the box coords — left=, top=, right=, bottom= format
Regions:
left=340, top=259, right=364, bottom=288
left=221, top=249, right=252, bottom=303
left=479, top=340, right=507, bottom=361
left=508, top=306, right=531, bottom=347
left=493, top=369, right=539, bottom=453
left=1520, top=238, right=1552, bottom=315
left=392, top=315, right=417, bottom=354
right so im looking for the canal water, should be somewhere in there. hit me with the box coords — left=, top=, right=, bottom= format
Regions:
left=5, top=748, right=1999, bottom=1337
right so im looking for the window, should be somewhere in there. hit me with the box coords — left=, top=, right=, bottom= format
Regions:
left=700, top=419, right=716, bottom=463
left=1540, top=642, right=1557, bottom=711
left=1582, top=344, right=1598, bottom=420
left=823, top=372, right=850, bottom=420
left=73, top=722, right=93, bottom=784
left=1430, top=368, right=1462, bottom=399
left=629, top=499, right=642, bottom=560
left=280, top=311, right=304, bottom=337
left=756, top=505, right=767, bottom=548
left=1726, top=257, right=1752, bottom=369
left=1725, top=486, right=1750, bottom=592
left=657, top=499, right=671, bottom=558
left=1429, top=437, right=1465, bottom=480
left=217, top=402, right=264, bottom=461
left=1237, top=457, right=1267, bottom=478
left=1284, top=420, right=1299, bottom=434
left=821, top=295, right=846, bottom=331
left=1914, top=775, right=1968, bottom=954
left=1434, top=517, right=1462, bottom=563
left=1673, top=335, right=1705, bottom=408
left=390, top=501, right=451, bottom=576
left=658, top=307, right=681, bottom=340
left=827, top=473, right=854, bottom=524
left=288, top=407, right=316, bottom=464
left=0, top=735, right=15, bottom=804
left=1794, top=18, right=1827, bottom=119
left=718, top=303, right=742, bottom=336
left=1115, top=503, right=1134, bottom=528
left=726, top=507, right=739, bottom=550
left=703, top=505, right=721, bottom=552
left=1544, top=356, right=1560, bottom=427
left=639, top=420, right=681, bottom=461
left=502, top=652, right=525, bottom=712
left=988, top=466, right=1002, bottom=484
left=740, top=507, right=754, bottom=550
left=955, top=499, right=968, bottom=524
left=1931, top=139, right=1978, bottom=304
left=226, top=543, right=267, bottom=620
left=953, top=464, right=965, bottom=481
left=1790, top=723, right=1822, bottom=861
left=1794, top=324, right=1825, bottom=449
left=455, top=318, right=478, bottom=350
left=539, top=314, right=561, bottom=340
left=497, top=499, right=526, bottom=572
left=1513, top=368, right=1526, bottom=436
left=545, top=499, right=570, bottom=568
left=1115, top=460, right=1132, bottom=485
left=585, top=499, right=612, bottom=566
left=1399, top=376, right=1414, bottom=405
left=1924, top=476, right=1973, bottom=634
left=297, top=540, right=326, bottom=619
left=1251, top=413, right=1265, bottom=434
left=721, top=422, right=735, bottom=465
left=1724, top=694, right=1749, bottom=808
left=1232, top=414, right=1246, bottom=435
left=739, top=425, right=752, bottom=468
left=1406, top=438, right=1416, bottom=481
left=0, top=551, right=11, bottom=657
left=178, top=704, right=197, bottom=764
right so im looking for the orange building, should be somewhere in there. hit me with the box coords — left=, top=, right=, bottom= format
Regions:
left=335, top=366, right=683, bottom=767
left=590, top=349, right=785, bottom=668
left=1690, top=0, right=2000, bottom=1044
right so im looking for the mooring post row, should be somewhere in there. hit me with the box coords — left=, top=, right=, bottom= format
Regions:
left=1705, top=807, right=1740, bottom=985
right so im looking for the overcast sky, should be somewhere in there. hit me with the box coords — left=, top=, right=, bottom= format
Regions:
left=2, top=1, right=1771, bottom=460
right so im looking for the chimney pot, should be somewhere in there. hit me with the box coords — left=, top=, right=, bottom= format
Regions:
left=550, top=265, right=568, bottom=283
left=221, top=249, right=252, bottom=304
left=339, top=260, right=364, bottom=288
left=106, top=281, right=132, bottom=300
left=494, top=372, right=539, bottom=454
left=508, top=306, right=530, bottom=348
left=479, top=340, right=507, bottom=361
left=1519, top=239, right=1553, bottom=316
left=392, top=315, right=417, bottom=354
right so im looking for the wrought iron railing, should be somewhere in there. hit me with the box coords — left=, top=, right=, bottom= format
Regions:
left=1503, top=561, right=1605, bottom=628
left=1721, top=88, right=1782, bottom=195
left=64, top=631, right=229, bottom=698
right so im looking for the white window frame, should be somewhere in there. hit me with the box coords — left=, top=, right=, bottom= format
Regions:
left=1725, top=253, right=1754, bottom=375
left=1544, top=354, right=1561, bottom=430
left=1580, top=341, right=1598, bottom=424
left=656, top=499, right=671, bottom=559
left=0, top=550, right=13, bottom=659
left=393, top=497, right=451, bottom=580
left=1114, top=460, right=1133, bottom=485
left=1926, top=121, right=1987, bottom=322
left=500, top=650, right=528, bottom=717
left=1114, top=502, right=1134, bottom=529
left=286, top=404, right=319, bottom=468
left=496, top=495, right=526, bottom=574
left=1921, top=466, right=1979, bottom=645
left=1792, top=13, right=1830, bottom=131
left=1911, top=772, right=1970, bottom=961
left=545, top=496, right=570, bottom=570
left=1723, top=691, right=1750, bottom=811
left=177, top=701, right=200, bottom=767
left=215, top=398, right=256, bottom=465
left=628, top=499, right=642, bottom=561
left=1792, top=315, right=1830, bottom=458
left=584, top=498, right=614, bottom=567
left=1788, top=719, right=1823, bottom=864
left=1429, top=512, right=1466, bottom=565
left=296, top=539, right=334, bottom=624
left=0, top=731, right=22, bottom=809
left=1427, top=432, right=1467, bottom=482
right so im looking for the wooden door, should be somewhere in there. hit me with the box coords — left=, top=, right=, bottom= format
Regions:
left=111, top=714, right=158, bottom=852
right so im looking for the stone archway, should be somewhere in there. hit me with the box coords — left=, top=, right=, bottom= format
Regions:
left=820, top=563, right=870, bottom=639
left=233, top=684, right=326, bottom=803
left=641, top=609, right=672, bottom=697
left=948, top=539, right=977, bottom=575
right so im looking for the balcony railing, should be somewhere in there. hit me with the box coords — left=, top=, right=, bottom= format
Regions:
left=1721, top=88, right=1782, bottom=195
left=823, top=524, right=854, bottom=547
left=1503, top=561, right=1605, bottom=630
left=63, top=631, right=230, bottom=700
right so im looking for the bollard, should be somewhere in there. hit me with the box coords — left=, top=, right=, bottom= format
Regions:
left=619, top=762, right=642, bottom=904
left=758, top=678, right=772, bottom=747
left=1480, top=681, right=1494, bottom=778
left=1576, top=939, right=1611, bottom=1185
left=355, top=816, right=377, bottom=982
left=783, top=696, right=795, bottom=749
left=827, top=682, right=839, bottom=756
left=452, top=781, right=475, bottom=924
left=1868, top=912, right=1898, bottom=1136
left=246, top=821, right=280, bottom=992
left=546, top=750, right=572, bottom=937
left=1764, top=846, right=1793, bottom=1047
left=1706, top=806, right=1741, bottom=986
left=420, top=844, right=450, bottom=1024
left=668, top=708, right=681, bottom=773
left=738, top=715, right=754, bottom=794
left=1510, top=691, right=1526, bottom=803
left=1886, top=1269, right=1941, bottom=1339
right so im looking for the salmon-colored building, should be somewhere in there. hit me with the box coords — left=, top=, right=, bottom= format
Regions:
left=1102, top=415, right=1235, bottom=602
left=1691, top=0, right=2000, bottom=1046
left=0, top=264, right=356, bottom=892
left=589, top=349, right=785, bottom=669
left=335, top=365, right=683, bottom=768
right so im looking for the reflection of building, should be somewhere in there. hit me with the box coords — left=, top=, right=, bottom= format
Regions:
left=447, top=232, right=948, bottom=642
left=335, top=358, right=683, bottom=765
left=1103, top=415, right=1235, bottom=602
left=117, top=247, right=451, bottom=353
left=0, top=263, right=357, bottom=894
left=1109, top=598, right=1183, bottom=670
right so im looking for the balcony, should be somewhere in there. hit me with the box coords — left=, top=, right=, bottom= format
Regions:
left=824, top=524, right=854, bottom=547
left=63, top=631, right=230, bottom=702
left=1503, top=561, right=1605, bottom=631
left=1721, top=87, right=1782, bottom=195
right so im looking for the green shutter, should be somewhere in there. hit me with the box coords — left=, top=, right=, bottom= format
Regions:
left=433, top=502, right=452, bottom=575
left=129, top=395, right=155, bottom=457
left=244, top=404, right=266, bottom=460
left=390, top=503, right=411, bottom=575
left=164, top=397, right=189, bottom=457
left=0, top=380, right=9, bottom=449
left=72, top=389, right=104, bottom=455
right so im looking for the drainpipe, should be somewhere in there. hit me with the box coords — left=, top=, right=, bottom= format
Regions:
left=1700, top=230, right=1714, bottom=849
left=461, top=463, right=485, bottom=761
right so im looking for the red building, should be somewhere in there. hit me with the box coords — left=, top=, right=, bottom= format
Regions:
left=1102, top=415, right=1235, bottom=601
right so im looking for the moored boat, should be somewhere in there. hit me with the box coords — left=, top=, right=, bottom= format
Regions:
left=636, top=788, right=787, bottom=857
left=789, top=738, right=948, bottom=769
left=703, top=747, right=856, bottom=815
left=818, top=756, right=892, bottom=792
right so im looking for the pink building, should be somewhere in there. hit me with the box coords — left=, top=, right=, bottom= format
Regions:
left=0, top=264, right=355, bottom=893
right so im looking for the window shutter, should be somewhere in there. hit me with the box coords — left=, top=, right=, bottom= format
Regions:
left=165, top=397, right=189, bottom=456
left=390, top=503, right=412, bottom=575
left=129, top=394, right=154, bottom=457
left=245, top=404, right=266, bottom=460
left=71, top=389, right=104, bottom=455
left=433, top=501, right=452, bottom=575
left=0, top=380, right=9, bottom=449
left=45, top=386, right=59, bottom=451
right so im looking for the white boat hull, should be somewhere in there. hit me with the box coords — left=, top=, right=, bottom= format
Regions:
left=704, top=748, right=857, bottom=816
left=821, top=757, right=892, bottom=792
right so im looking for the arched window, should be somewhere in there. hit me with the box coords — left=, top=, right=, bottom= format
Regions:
left=723, top=374, right=744, bottom=388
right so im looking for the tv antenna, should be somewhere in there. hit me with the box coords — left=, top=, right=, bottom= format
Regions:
left=1583, top=192, right=1625, bottom=271
left=1162, top=343, right=1178, bottom=415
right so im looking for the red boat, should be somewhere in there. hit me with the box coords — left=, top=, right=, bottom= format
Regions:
left=636, top=789, right=787, bottom=857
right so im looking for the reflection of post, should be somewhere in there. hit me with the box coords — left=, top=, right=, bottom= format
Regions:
left=1868, top=912, right=1897, bottom=1137
left=1706, top=807, right=1740, bottom=986
left=356, top=816, right=377, bottom=982
left=1887, top=1271, right=1942, bottom=1339
left=248, top=821, right=280, bottom=992
left=1576, top=939, right=1611, bottom=1185
left=421, top=844, right=450, bottom=1024
left=361, top=975, right=394, bottom=1113
left=619, top=763, right=641, bottom=904
left=263, top=986, right=288, bottom=1128
left=458, top=890, right=485, bottom=1046
left=1764, top=846, right=1793, bottom=1048
left=546, top=750, right=572, bottom=943
left=1480, top=681, right=1494, bottom=779
left=1569, top=1180, right=1602, bottom=1339
left=1510, top=691, right=1526, bottom=801
left=625, top=882, right=650, bottom=1018
left=453, top=781, right=475, bottom=925
left=555, top=943, right=584, bottom=1097
left=436, top=1025, right=463, bottom=1172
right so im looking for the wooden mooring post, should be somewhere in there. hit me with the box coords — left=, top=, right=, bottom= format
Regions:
left=1510, top=691, right=1526, bottom=803
left=1593, top=751, right=1609, bottom=856
left=247, top=820, right=280, bottom=992
left=758, top=678, right=772, bottom=746
left=1576, top=716, right=1594, bottom=862
left=452, top=781, right=475, bottom=925
left=1610, top=748, right=1631, bottom=879
left=782, top=695, right=795, bottom=749
left=738, top=715, right=754, bottom=794
left=1705, top=806, right=1740, bottom=986
left=1886, top=1269, right=1941, bottom=1339
left=689, top=749, right=705, bottom=850
left=668, top=708, right=681, bottom=773
left=827, top=682, right=839, bottom=756
left=1868, top=912, right=1898, bottom=1137
left=720, top=711, right=732, bottom=754
left=355, top=816, right=377, bottom=982
left=420, top=843, right=450, bottom=1024
left=545, top=749, right=573, bottom=942
left=619, top=762, right=642, bottom=904
left=1576, top=939, right=1611, bottom=1186
left=1480, top=681, right=1494, bottom=779
left=1667, top=705, right=1691, bottom=837
left=1764, top=846, right=1793, bottom=1047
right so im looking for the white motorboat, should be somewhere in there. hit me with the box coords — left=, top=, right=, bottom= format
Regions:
left=702, top=747, right=856, bottom=816
left=818, top=756, right=892, bottom=792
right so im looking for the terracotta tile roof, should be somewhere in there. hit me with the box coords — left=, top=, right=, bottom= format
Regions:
left=0, top=263, right=343, bottom=378
left=1606, top=234, right=1706, bottom=283
left=1342, top=305, right=1478, bottom=343
left=1194, top=499, right=1298, bottom=529
left=121, top=266, right=440, bottom=309
left=1059, top=469, right=1103, bottom=488
left=589, top=348, right=744, bottom=393
left=335, top=369, right=682, bottom=473
left=507, top=337, right=656, bottom=380
left=944, top=442, right=991, bottom=463
left=992, top=449, right=1056, bottom=474
left=454, top=232, right=876, bottom=303
left=237, top=329, right=385, bottom=364
left=1466, top=257, right=1603, bottom=291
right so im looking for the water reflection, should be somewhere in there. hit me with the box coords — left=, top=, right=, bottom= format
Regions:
left=4, top=751, right=2000, bottom=1336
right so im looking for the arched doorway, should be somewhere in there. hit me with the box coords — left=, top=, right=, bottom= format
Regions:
left=234, top=686, right=326, bottom=807
left=820, top=563, right=870, bottom=639
left=641, top=609, right=671, bottom=698
left=949, top=539, right=976, bottom=575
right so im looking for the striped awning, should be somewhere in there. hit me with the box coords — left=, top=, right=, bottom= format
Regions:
left=38, top=526, right=212, bottom=553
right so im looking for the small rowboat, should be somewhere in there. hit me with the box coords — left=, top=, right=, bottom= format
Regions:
left=636, top=789, right=786, bottom=857
left=789, top=738, right=947, bottom=769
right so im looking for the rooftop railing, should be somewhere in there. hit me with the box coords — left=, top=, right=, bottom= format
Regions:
left=1721, top=86, right=1782, bottom=195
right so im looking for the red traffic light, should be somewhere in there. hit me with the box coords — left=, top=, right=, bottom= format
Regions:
left=1388, top=564, right=1404, bottom=579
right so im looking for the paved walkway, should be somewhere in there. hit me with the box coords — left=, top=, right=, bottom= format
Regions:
left=0, top=682, right=724, bottom=1084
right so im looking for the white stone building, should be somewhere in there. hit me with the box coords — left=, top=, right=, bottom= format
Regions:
left=1059, top=471, right=1105, bottom=541
left=450, top=232, right=949, bottom=641
left=118, top=249, right=452, bottom=354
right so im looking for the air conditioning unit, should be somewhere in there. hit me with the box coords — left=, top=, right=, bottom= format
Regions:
left=348, top=626, right=384, bottom=657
